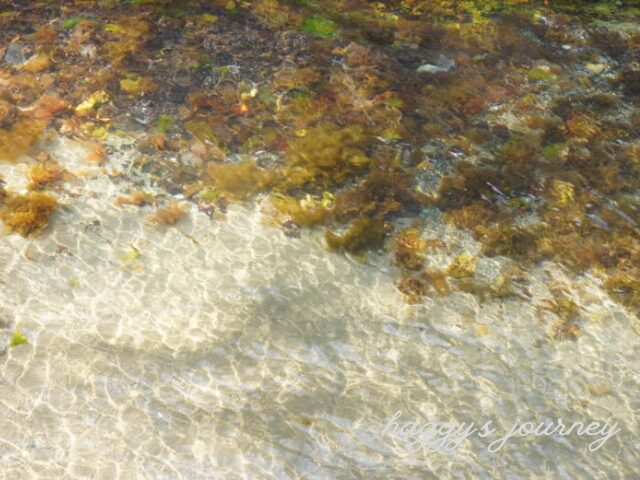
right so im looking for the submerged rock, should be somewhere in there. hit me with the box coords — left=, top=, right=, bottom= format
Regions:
left=620, top=70, right=640, bottom=95
left=3, top=43, right=25, bottom=65
left=416, top=55, right=455, bottom=74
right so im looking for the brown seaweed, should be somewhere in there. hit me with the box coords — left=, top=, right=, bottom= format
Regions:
left=0, top=191, right=58, bottom=237
left=325, top=215, right=387, bottom=254
left=148, top=202, right=188, bottom=226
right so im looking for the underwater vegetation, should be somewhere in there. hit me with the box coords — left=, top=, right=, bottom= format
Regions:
left=0, top=120, right=45, bottom=162
left=270, top=193, right=329, bottom=228
left=1, top=0, right=639, bottom=323
left=445, top=253, right=477, bottom=279
left=9, top=330, right=28, bottom=348
left=116, top=190, right=156, bottom=207
left=393, top=228, right=427, bottom=271
left=27, top=157, right=70, bottom=190
left=147, top=201, right=188, bottom=225
left=325, top=215, right=388, bottom=255
left=278, top=123, right=370, bottom=190
left=206, top=160, right=274, bottom=200
left=0, top=191, right=58, bottom=238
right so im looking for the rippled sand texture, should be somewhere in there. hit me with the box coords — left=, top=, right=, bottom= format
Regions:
left=0, top=137, right=637, bottom=479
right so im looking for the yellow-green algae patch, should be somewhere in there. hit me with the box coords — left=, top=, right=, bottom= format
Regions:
left=9, top=330, right=28, bottom=348
left=270, top=194, right=329, bottom=227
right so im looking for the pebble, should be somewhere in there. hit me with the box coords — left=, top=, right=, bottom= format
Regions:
left=3, top=43, right=25, bottom=65
left=586, top=63, right=606, bottom=74
left=417, top=55, right=455, bottom=74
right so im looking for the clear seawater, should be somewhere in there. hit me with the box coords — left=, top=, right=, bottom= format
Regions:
left=0, top=136, right=638, bottom=479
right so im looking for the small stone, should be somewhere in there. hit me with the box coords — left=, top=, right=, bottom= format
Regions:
left=586, top=63, right=606, bottom=75
left=587, top=384, right=611, bottom=396
left=198, top=203, right=216, bottom=220
left=22, top=54, right=50, bottom=73
left=417, top=55, right=455, bottom=74
left=281, top=220, right=301, bottom=238
left=3, top=43, right=25, bottom=65
left=475, top=323, right=489, bottom=336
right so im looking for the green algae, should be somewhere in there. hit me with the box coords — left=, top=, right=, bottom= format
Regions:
left=156, top=115, right=174, bottom=134
left=527, top=66, right=557, bottom=82
left=543, top=143, right=565, bottom=160
left=60, top=17, right=92, bottom=30
left=9, top=331, right=28, bottom=348
left=301, top=16, right=337, bottom=37
left=384, top=97, right=405, bottom=109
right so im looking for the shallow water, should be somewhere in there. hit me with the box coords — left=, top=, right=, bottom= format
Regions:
left=0, top=137, right=638, bottom=479
left=1, top=1, right=640, bottom=478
